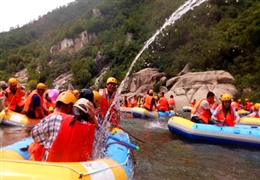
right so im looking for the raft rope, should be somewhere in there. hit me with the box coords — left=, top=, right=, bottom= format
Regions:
left=1, top=157, right=132, bottom=179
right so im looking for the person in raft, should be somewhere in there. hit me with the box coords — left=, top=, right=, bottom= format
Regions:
left=30, top=91, right=98, bottom=162
left=143, top=89, right=157, bottom=111
left=3, top=77, right=25, bottom=113
left=247, top=103, right=260, bottom=118
left=211, top=94, right=240, bottom=126
left=100, top=77, right=120, bottom=125
left=22, top=83, right=48, bottom=119
left=190, top=91, right=215, bottom=124
left=43, top=89, right=55, bottom=114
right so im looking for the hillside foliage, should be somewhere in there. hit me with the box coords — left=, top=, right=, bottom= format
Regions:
left=0, top=0, right=259, bottom=102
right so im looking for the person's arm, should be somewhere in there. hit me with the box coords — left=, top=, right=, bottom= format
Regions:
left=31, top=118, right=47, bottom=145
left=233, top=108, right=240, bottom=124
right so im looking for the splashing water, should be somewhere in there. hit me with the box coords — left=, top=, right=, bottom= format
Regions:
left=94, top=0, right=207, bottom=159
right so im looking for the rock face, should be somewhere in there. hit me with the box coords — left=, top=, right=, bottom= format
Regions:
left=50, top=31, right=97, bottom=54
left=121, top=68, right=166, bottom=94
left=121, top=68, right=237, bottom=111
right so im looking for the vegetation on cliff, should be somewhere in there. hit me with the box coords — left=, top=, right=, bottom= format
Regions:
left=0, top=0, right=259, bottom=101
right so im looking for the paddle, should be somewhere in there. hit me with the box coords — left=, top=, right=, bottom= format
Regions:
left=107, top=133, right=140, bottom=151
left=116, top=124, right=146, bottom=143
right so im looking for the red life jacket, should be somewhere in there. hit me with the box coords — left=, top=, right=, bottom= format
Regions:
left=144, top=95, right=153, bottom=111
left=215, top=104, right=236, bottom=127
left=100, top=88, right=117, bottom=124
left=47, top=112, right=96, bottom=162
left=158, top=97, right=169, bottom=111
left=244, top=102, right=251, bottom=111
left=44, top=99, right=55, bottom=114
left=191, top=98, right=210, bottom=124
left=5, top=86, right=25, bottom=111
left=23, top=90, right=44, bottom=118
left=168, top=98, right=175, bottom=106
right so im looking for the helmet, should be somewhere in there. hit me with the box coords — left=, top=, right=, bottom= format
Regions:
left=1, top=83, right=8, bottom=89
left=254, top=103, right=260, bottom=111
left=79, top=88, right=93, bottom=102
left=149, top=89, right=154, bottom=95
left=36, top=83, right=46, bottom=90
left=221, top=94, right=232, bottom=101
left=73, top=98, right=89, bottom=114
left=93, top=90, right=101, bottom=108
left=250, top=102, right=254, bottom=105
left=45, top=89, right=50, bottom=94
left=154, top=95, right=158, bottom=101
left=73, top=90, right=79, bottom=95
left=8, top=78, right=18, bottom=86
left=106, top=77, right=117, bottom=85
left=56, top=91, right=77, bottom=105
left=238, top=99, right=241, bottom=102
left=245, top=98, right=249, bottom=101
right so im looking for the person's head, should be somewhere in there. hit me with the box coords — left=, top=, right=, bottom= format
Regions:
left=148, top=89, right=154, bottom=96
left=8, top=78, right=18, bottom=90
left=154, top=95, right=159, bottom=101
left=93, top=90, right=101, bottom=108
left=79, top=88, right=93, bottom=102
left=72, top=98, right=90, bottom=122
left=238, top=99, right=241, bottom=103
left=106, top=77, right=117, bottom=93
left=56, top=91, right=77, bottom=114
left=206, top=91, right=215, bottom=104
left=245, top=98, right=249, bottom=102
left=1, top=83, right=8, bottom=91
left=73, top=90, right=79, bottom=99
left=254, top=103, right=260, bottom=111
left=170, top=95, right=174, bottom=98
left=45, top=89, right=51, bottom=100
left=193, top=99, right=196, bottom=102
left=221, top=93, right=232, bottom=108
left=160, top=92, right=165, bottom=97
left=36, top=83, right=46, bottom=96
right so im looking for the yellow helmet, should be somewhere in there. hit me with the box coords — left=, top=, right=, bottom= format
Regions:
left=56, top=91, right=77, bottom=105
left=36, top=83, right=46, bottom=90
left=245, top=98, right=249, bottom=101
left=106, top=77, right=117, bottom=85
left=45, top=89, right=50, bottom=94
left=73, top=90, right=79, bottom=95
left=93, top=90, right=102, bottom=108
left=238, top=99, right=241, bottom=103
left=254, top=103, right=260, bottom=111
left=221, top=94, right=232, bottom=101
left=149, top=89, right=154, bottom=95
left=8, top=78, right=18, bottom=86
left=154, top=95, right=158, bottom=101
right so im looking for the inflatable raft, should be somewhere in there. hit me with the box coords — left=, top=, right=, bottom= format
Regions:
left=0, top=127, right=135, bottom=180
left=239, top=117, right=260, bottom=126
left=182, top=106, right=192, bottom=112
left=120, top=107, right=174, bottom=120
left=0, top=109, right=41, bottom=127
left=236, top=109, right=250, bottom=116
left=168, top=117, right=260, bottom=148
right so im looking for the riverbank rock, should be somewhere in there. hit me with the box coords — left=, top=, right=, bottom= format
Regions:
left=121, top=68, right=237, bottom=111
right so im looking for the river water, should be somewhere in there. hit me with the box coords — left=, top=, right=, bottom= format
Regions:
left=1, top=113, right=259, bottom=180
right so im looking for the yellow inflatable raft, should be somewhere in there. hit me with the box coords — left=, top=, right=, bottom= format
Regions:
left=0, top=128, right=134, bottom=180
left=239, top=117, right=260, bottom=126
left=0, top=109, right=41, bottom=127
left=236, top=109, right=250, bottom=116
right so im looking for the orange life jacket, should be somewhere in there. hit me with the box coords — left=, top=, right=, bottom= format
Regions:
left=244, top=102, right=251, bottom=111
left=5, top=86, right=25, bottom=111
left=215, top=104, right=236, bottom=127
left=44, top=99, right=55, bottom=114
left=144, top=95, right=153, bottom=111
left=122, top=98, right=130, bottom=107
left=100, top=88, right=117, bottom=124
left=47, top=112, right=96, bottom=162
left=131, top=98, right=138, bottom=107
left=28, top=142, right=45, bottom=161
left=190, top=101, right=196, bottom=107
left=0, top=91, right=5, bottom=98
left=210, top=101, right=218, bottom=110
left=191, top=98, right=210, bottom=124
left=23, top=90, right=43, bottom=118
left=168, top=98, right=175, bottom=105
left=232, top=101, right=240, bottom=110
left=158, top=97, right=169, bottom=111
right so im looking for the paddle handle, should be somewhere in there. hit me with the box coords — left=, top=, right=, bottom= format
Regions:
left=107, top=134, right=140, bottom=151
